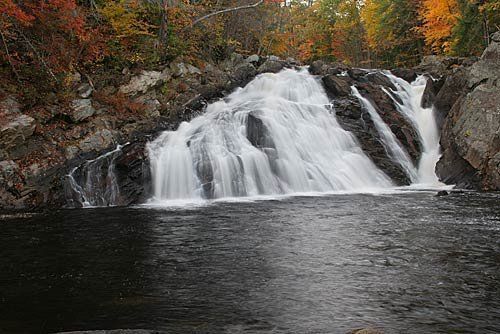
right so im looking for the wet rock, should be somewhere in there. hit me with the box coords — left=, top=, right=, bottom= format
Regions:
left=257, top=59, right=284, bottom=74
left=434, top=67, right=469, bottom=119
left=113, top=142, right=151, bottom=205
left=421, top=77, right=436, bottom=108
left=365, top=72, right=396, bottom=90
left=391, top=68, right=417, bottom=83
left=436, top=190, right=449, bottom=196
left=333, top=97, right=412, bottom=185
left=246, top=112, right=274, bottom=149
left=119, top=69, right=171, bottom=95
left=322, top=75, right=351, bottom=97
left=309, top=60, right=347, bottom=76
left=356, top=82, right=421, bottom=163
left=70, top=99, right=95, bottom=122
left=229, top=63, right=257, bottom=88
left=309, top=60, right=327, bottom=75
left=348, top=68, right=367, bottom=80
left=76, top=129, right=118, bottom=157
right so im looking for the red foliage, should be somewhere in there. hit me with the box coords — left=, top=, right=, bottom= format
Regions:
left=0, top=0, right=34, bottom=27
left=1, top=0, right=108, bottom=81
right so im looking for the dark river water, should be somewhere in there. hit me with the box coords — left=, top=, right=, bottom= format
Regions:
left=1, top=191, right=499, bottom=334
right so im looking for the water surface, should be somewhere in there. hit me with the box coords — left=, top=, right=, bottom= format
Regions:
left=1, top=191, right=499, bottom=333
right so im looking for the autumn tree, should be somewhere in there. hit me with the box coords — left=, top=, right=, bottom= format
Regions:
left=418, top=0, right=459, bottom=54
left=361, top=0, right=424, bottom=67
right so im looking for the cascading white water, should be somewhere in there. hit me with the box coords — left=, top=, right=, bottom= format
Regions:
left=351, top=86, right=419, bottom=183
left=148, top=69, right=393, bottom=202
left=65, top=144, right=125, bottom=207
left=382, top=72, right=443, bottom=185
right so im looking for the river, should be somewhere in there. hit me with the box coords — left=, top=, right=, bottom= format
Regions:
left=1, top=191, right=499, bottom=333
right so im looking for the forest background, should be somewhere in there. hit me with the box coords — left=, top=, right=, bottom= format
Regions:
left=1, top=0, right=499, bottom=103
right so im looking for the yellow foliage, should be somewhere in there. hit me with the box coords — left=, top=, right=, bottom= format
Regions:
left=418, top=0, right=459, bottom=53
left=99, top=0, right=156, bottom=40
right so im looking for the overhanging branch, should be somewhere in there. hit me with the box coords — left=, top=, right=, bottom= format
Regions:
left=189, top=0, right=264, bottom=28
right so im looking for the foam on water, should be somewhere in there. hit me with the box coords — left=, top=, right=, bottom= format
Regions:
left=147, top=68, right=394, bottom=203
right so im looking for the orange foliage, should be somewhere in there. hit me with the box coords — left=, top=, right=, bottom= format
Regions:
left=418, top=0, right=459, bottom=53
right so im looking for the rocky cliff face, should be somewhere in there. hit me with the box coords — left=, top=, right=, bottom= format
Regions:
left=0, top=55, right=298, bottom=209
left=309, top=61, right=421, bottom=185
left=435, top=32, right=500, bottom=190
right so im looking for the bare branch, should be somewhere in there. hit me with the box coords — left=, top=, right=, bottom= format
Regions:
left=189, top=0, right=264, bottom=28
left=16, top=27, right=58, bottom=83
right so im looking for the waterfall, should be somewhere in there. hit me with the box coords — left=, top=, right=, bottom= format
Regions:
left=148, top=69, right=393, bottom=202
left=351, top=86, right=419, bottom=183
left=65, top=144, right=126, bottom=207
left=382, top=72, right=443, bottom=185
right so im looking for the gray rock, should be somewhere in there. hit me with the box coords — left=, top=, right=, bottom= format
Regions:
left=70, top=99, right=95, bottom=122
left=246, top=112, right=274, bottom=149
left=468, top=41, right=500, bottom=89
left=0, top=160, right=19, bottom=185
left=0, top=96, right=35, bottom=154
left=348, top=68, right=367, bottom=80
left=119, top=69, right=171, bottom=95
left=0, top=95, right=21, bottom=114
left=169, top=62, right=188, bottom=77
left=246, top=54, right=260, bottom=63
left=309, top=60, right=326, bottom=75
left=491, top=31, right=500, bottom=43
left=77, top=83, right=93, bottom=98
left=230, top=63, right=257, bottom=87
left=257, top=60, right=283, bottom=74
left=77, top=129, right=117, bottom=154
left=134, top=95, right=161, bottom=118
left=186, top=64, right=202, bottom=75
left=437, top=36, right=500, bottom=190
left=366, top=72, right=397, bottom=90
left=268, top=55, right=280, bottom=61
left=322, top=75, right=351, bottom=97
left=434, top=67, right=469, bottom=118
left=391, top=68, right=417, bottom=83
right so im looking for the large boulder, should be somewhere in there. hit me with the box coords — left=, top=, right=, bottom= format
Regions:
left=391, top=68, right=417, bottom=83
left=0, top=96, right=35, bottom=159
left=70, top=99, right=95, bottom=122
left=437, top=32, right=500, bottom=190
left=228, top=62, right=257, bottom=89
left=333, top=96, right=413, bottom=185
left=322, top=75, right=352, bottom=97
left=119, top=69, right=171, bottom=95
left=434, top=67, right=469, bottom=118
left=257, top=59, right=284, bottom=74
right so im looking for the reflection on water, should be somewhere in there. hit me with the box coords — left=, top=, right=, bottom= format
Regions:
left=0, top=192, right=499, bottom=334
